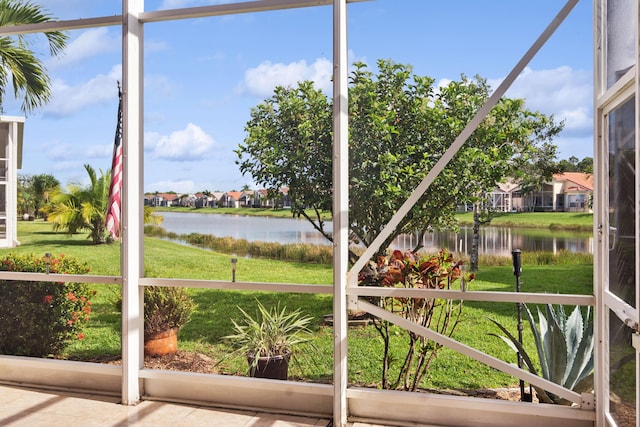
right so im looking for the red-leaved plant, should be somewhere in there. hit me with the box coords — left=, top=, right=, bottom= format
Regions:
left=0, top=253, right=93, bottom=356
left=359, top=249, right=474, bottom=391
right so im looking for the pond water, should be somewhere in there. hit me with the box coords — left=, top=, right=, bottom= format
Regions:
left=158, top=211, right=593, bottom=256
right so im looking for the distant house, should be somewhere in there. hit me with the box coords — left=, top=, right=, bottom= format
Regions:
left=223, top=191, right=243, bottom=208
left=211, top=192, right=225, bottom=207
left=550, top=172, right=593, bottom=212
left=256, top=189, right=272, bottom=208
left=152, top=193, right=179, bottom=207
left=488, top=180, right=521, bottom=212
left=482, top=172, right=593, bottom=213
left=239, top=190, right=258, bottom=208
left=178, top=194, right=196, bottom=207
left=194, top=192, right=218, bottom=208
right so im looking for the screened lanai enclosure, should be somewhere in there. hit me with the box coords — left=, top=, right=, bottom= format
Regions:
left=0, top=1, right=638, bottom=426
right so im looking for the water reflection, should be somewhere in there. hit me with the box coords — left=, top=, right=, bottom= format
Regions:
left=392, top=227, right=593, bottom=256
left=158, top=211, right=593, bottom=255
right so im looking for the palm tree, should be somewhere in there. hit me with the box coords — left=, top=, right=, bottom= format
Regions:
left=144, top=205, right=162, bottom=226
left=0, top=0, right=68, bottom=113
left=31, top=173, right=59, bottom=218
left=48, top=164, right=110, bottom=244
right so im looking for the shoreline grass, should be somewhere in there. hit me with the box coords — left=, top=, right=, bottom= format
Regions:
left=8, top=220, right=593, bottom=391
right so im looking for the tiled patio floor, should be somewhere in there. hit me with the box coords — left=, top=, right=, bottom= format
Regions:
left=0, top=384, right=386, bottom=427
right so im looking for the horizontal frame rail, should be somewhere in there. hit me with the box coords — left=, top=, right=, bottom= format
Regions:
left=350, top=287, right=595, bottom=306
left=139, top=277, right=332, bottom=294
left=0, top=0, right=370, bottom=35
left=0, top=271, right=121, bottom=285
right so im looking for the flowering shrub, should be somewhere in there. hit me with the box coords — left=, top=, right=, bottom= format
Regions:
left=0, top=253, right=93, bottom=356
left=359, top=249, right=474, bottom=391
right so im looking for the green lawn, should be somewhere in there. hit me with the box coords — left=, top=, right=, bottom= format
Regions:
left=7, top=219, right=593, bottom=390
left=456, top=211, right=593, bottom=230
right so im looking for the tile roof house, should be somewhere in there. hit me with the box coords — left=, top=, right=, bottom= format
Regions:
left=551, top=172, right=594, bottom=212
left=481, top=172, right=593, bottom=213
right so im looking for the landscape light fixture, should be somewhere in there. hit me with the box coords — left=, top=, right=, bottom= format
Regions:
left=511, top=249, right=532, bottom=402
left=231, top=257, right=238, bottom=282
left=44, top=252, right=52, bottom=274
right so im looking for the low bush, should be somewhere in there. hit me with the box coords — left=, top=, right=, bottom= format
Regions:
left=0, top=253, right=93, bottom=356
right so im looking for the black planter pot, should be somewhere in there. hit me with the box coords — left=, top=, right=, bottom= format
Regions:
left=247, top=352, right=290, bottom=380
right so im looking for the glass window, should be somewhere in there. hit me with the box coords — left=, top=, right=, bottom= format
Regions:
left=608, top=312, right=637, bottom=426
left=608, top=96, right=636, bottom=306
left=606, top=0, right=636, bottom=88
left=0, top=184, right=5, bottom=215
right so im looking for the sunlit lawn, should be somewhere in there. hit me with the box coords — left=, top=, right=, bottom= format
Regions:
left=9, top=220, right=593, bottom=390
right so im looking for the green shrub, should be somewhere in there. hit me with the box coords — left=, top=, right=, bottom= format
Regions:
left=0, top=253, right=93, bottom=356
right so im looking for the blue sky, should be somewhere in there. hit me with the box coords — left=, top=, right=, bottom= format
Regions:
left=9, top=0, right=593, bottom=194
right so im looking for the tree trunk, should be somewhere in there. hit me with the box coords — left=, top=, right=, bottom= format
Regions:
left=470, top=203, right=481, bottom=272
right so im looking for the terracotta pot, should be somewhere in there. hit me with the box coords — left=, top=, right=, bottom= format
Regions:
left=247, top=352, right=290, bottom=380
left=144, top=328, right=178, bottom=356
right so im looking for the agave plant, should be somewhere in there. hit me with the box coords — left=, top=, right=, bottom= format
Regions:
left=489, top=304, right=594, bottom=404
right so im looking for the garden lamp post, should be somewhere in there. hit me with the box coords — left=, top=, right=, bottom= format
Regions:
left=512, top=249, right=532, bottom=402
left=44, top=252, right=51, bottom=274
left=231, top=257, right=237, bottom=282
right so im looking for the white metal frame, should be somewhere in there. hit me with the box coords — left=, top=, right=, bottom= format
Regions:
left=0, top=1, right=609, bottom=426
left=593, top=0, right=640, bottom=425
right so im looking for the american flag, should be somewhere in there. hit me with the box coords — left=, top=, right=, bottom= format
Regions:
left=106, top=83, right=123, bottom=240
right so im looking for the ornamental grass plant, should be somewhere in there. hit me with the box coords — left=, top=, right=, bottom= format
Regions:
left=224, top=300, right=313, bottom=375
left=144, top=286, right=195, bottom=340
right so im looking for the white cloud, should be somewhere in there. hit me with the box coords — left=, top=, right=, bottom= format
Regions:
left=146, top=179, right=195, bottom=194
left=145, top=123, right=216, bottom=161
left=46, top=143, right=75, bottom=161
left=493, top=66, right=593, bottom=138
left=86, top=144, right=113, bottom=159
left=43, top=64, right=122, bottom=116
left=47, top=28, right=120, bottom=68
left=240, top=58, right=333, bottom=97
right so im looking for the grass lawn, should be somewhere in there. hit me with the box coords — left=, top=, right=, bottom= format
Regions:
left=8, top=220, right=593, bottom=391
left=455, top=211, right=593, bottom=230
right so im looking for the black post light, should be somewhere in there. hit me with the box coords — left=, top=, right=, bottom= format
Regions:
left=512, top=249, right=532, bottom=402
left=231, top=256, right=237, bottom=282
left=44, top=252, right=52, bottom=275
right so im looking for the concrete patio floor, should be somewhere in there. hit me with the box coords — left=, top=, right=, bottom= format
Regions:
left=0, top=384, right=391, bottom=427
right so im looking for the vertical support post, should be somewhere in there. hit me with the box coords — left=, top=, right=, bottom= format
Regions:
left=121, top=0, right=144, bottom=405
left=332, top=0, right=349, bottom=425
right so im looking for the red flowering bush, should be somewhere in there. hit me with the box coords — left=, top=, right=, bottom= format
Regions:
left=359, top=249, right=474, bottom=391
left=0, top=253, right=93, bottom=356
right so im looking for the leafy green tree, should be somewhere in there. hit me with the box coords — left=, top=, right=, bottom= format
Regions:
left=47, top=164, right=110, bottom=244
left=17, top=172, right=59, bottom=218
left=577, top=157, right=593, bottom=174
left=17, top=173, right=34, bottom=216
left=0, top=0, right=68, bottom=113
left=239, top=80, right=332, bottom=237
left=31, top=173, right=59, bottom=218
left=238, top=60, right=563, bottom=262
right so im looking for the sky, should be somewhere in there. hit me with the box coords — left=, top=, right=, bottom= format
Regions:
left=7, top=0, right=594, bottom=194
